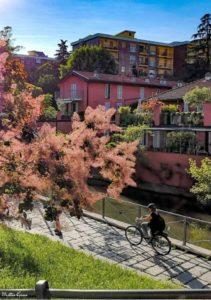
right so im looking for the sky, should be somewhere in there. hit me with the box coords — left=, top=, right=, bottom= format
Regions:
left=0, top=0, right=211, bottom=57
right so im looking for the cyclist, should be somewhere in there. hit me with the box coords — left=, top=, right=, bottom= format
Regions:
left=136, top=203, right=165, bottom=238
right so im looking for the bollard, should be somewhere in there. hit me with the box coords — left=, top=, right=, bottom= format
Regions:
left=137, top=206, right=141, bottom=219
left=102, top=198, right=105, bottom=219
left=183, top=217, right=188, bottom=246
left=35, top=280, right=50, bottom=299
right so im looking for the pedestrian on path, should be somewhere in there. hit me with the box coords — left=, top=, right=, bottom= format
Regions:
left=55, top=208, right=62, bottom=237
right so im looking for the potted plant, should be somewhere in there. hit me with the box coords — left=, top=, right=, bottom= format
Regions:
left=183, top=86, right=211, bottom=126
left=161, top=104, right=178, bottom=125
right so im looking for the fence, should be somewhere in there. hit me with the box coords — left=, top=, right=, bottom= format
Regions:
left=0, top=280, right=211, bottom=299
left=91, top=197, right=211, bottom=253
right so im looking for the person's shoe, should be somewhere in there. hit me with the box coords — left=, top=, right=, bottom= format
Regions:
left=54, top=229, right=62, bottom=237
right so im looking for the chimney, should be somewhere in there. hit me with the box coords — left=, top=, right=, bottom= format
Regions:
left=93, top=70, right=100, bottom=78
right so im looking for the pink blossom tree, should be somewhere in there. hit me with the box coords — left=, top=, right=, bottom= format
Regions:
left=0, top=40, right=138, bottom=234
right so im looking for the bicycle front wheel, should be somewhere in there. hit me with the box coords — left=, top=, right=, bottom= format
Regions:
left=151, top=234, right=171, bottom=255
left=125, top=226, right=143, bottom=246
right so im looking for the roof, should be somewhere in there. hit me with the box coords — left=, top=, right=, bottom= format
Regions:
left=155, top=77, right=211, bottom=101
left=60, top=70, right=176, bottom=88
left=71, top=32, right=189, bottom=47
left=15, top=53, right=55, bottom=60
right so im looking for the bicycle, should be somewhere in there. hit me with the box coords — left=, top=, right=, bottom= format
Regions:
left=125, top=218, right=171, bottom=256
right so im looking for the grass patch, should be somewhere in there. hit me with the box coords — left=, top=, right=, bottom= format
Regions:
left=0, top=224, right=181, bottom=289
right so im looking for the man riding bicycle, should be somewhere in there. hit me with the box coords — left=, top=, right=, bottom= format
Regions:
left=136, top=203, right=165, bottom=238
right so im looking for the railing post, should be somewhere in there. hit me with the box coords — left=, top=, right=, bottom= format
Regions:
left=183, top=217, right=188, bottom=246
left=35, top=280, right=50, bottom=299
left=137, top=205, right=141, bottom=219
left=102, top=198, right=105, bottom=219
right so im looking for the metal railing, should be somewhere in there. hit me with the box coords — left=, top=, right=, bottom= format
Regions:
left=92, top=198, right=211, bottom=253
left=0, top=280, right=210, bottom=299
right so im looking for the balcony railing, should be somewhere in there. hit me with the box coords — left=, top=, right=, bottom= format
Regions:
left=57, top=90, right=83, bottom=103
left=158, top=64, right=172, bottom=69
left=160, top=112, right=204, bottom=127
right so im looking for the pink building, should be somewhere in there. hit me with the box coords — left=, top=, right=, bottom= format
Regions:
left=58, top=70, right=176, bottom=117
left=136, top=77, right=211, bottom=194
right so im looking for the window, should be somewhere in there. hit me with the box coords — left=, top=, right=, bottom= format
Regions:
left=105, top=84, right=110, bottom=99
left=121, top=42, right=126, bottom=48
left=130, top=44, right=136, bottom=52
left=36, top=58, right=41, bottom=63
left=149, top=46, right=156, bottom=55
left=149, top=58, right=156, bottom=67
left=129, top=55, right=136, bottom=65
left=117, top=85, right=123, bottom=100
left=70, top=83, right=77, bottom=98
left=139, top=45, right=145, bottom=52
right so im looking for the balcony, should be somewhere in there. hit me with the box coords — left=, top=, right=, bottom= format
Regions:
left=158, top=52, right=173, bottom=58
left=139, top=61, right=148, bottom=66
left=158, top=64, right=172, bottom=69
left=143, top=129, right=210, bottom=156
left=148, top=62, right=157, bottom=68
left=160, top=112, right=204, bottom=127
left=57, top=90, right=84, bottom=104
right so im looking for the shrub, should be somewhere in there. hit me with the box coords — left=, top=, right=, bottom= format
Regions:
left=161, top=104, right=178, bottom=113
left=166, top=131, right=196, bottom=152
left=188, top=158, right=211, bottom=205
left=183, top=86, right=211, bottom=108
left=141, top=98, right=163, bottom=112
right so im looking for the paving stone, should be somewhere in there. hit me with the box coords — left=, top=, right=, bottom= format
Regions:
left=146, top=265, right=164, bottom=276
left=189, top=266, right=209, bottom=277
left=175, top=272, right=195, bottom=284
left=132, top=263, right=149, bottom=272
left=188, top=278, right=208, bottom=289
left=139, top=259, right=155, bottom=268
left=200, top=272, right=211, bottom=284
left=180, top=261, right=196, bottom=270
left=161, top=270, right=183, bottom=279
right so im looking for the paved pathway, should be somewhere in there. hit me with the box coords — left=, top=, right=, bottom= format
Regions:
left=3, top=203, right=211, bottom=289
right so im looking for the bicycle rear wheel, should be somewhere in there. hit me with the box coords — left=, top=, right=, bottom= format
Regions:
left=125, top=226, right=143, bottom=246
left=151, top=234, right=171, bottom=255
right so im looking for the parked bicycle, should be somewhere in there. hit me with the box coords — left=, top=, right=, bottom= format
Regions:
left=125, top=218, right=172, bottom=255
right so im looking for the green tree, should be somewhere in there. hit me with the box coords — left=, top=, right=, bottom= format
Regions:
left=0, top=26, right=21, bottom=53
left=33, top=62, right=59, bottom=95
left=60, top=46, right=117, bottom=78
left=182, top=14, right=211, bottom=82
left=188, top=158, right=211, bottom=205
left=55, top=39, right=70, bottom=64
left=192, top=14, right=211, bottom=67
left=183, top=86, right=211, bottom=108
left=40, top=93, right=57, bottom=120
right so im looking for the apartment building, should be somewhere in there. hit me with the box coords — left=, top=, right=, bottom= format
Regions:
left=71, top=30, right=188, bottom=78
left=15, top=51, right=55, bottom=79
